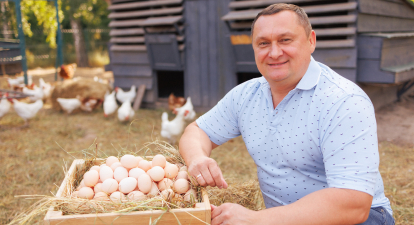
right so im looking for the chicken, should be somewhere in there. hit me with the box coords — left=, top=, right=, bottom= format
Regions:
left=115, top=85, right=136, bottom=103
left=103, top=91, right=118, bottom=117
left=0, top=93, right=11, bottom=119
left=173, top=97, right=196, bottom=121
left=8, top=75, right=33, bottom=91
left=117, top=100, right=135, bottom=122
left=59, top=63, right=77, bottom=80
left=12, top=99, right=43, bottom=126
left=22, top=86, right=44, bottom=102
left=80, top=98, right=101, bottom=112
left=57, top=97, right=81, bottom=114
left=161, top=107, right=190, bottom=144
left=168, top=93, right=186, bottom=112
left=39, top=78, right=52, bottom=100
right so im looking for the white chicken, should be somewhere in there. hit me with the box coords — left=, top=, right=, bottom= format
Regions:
left=0, top=93, right=11, bottom=119
left=161, top=107, right=189, bottom=144
left=12, top=99, right=43, bottom=126
left=23, top=86, right=44, bottom=102
left=57, top=97, right=81, bottom=114
left=39, top=78, right=52, bottom=100
left=173, top=97, right=196, bottom=121
left=103, top=91, right=118, bottom=117
left=7, top=75, right=32, bottom=88
left=115, top=85, right=136, bottom=103
left=117, top=100, right=135, bottom=122
left=80, top=98, right=100, bottom=112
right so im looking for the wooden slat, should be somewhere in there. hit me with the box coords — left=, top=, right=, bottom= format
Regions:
left=110, top=37, right=145, bottom=43
left=111, top=45, right=146, bottom=52
left=110, top=28, right=144, bottom=36
left=229, top=0, right=324, bottom=9
left=316, top=39, right=355, bottom=48
left=222, top=2, right=357, bottom=21
left=357, top=14, right=414, bottom=32
left=141, top=15, right=183, bottom=26
left=229, top=15, right=357, bottom=29
left=359, top=0, right=414, bottom=20
left=146, top=25, right=184, bottom=33
left=108, top=0, right=182, bottom=11
left=314, top=27, right=356, bottom=37
left=381, top=37, right=414, bottom=69
left=109, top=19, right=145, bottom=28
left=108, top=7, right=184, bottom=19
left=312, top=48, right=357, bottom=68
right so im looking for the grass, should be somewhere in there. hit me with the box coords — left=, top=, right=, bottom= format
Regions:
left=0, top=101, right=413, bottom=224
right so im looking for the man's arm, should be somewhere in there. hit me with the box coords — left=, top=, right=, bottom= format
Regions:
left=212, top=187, right=372, bottom=225
left=179, top=121, right=228, bottom=188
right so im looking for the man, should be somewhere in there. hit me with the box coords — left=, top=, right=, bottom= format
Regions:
left=179, top=3, right=394, bottom=225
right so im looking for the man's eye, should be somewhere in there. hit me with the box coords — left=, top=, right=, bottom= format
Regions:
left=259, top=42, right=269, bottom=46
left=281, top=39, right=291, bottom=42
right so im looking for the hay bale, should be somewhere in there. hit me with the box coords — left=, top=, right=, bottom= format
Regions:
left=51, top=79, right=111, bottom=111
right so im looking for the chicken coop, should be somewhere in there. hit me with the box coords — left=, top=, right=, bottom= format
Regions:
left=107, top=0, right=414, bottom=111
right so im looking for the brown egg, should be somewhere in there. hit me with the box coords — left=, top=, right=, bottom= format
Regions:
left=136, top=156, right=143, bottom=163
left=184, top=189, right=197, bottom=202
left=76, top=179, right=86, bottom=191
left=110, top=162, right=122, bottom=171
left=94, top=183, right=103, bottom=193
left=83, top=170, right=99, bottom=187
left=129, top=168, right=146, bottom=180
left=176, top=171, right=188, bottom=180
left=149, top=166, right=165, bottom=182
left=158, top=178, right=173, bottom=191
left=114, top=167, right=128, bottom=182
left=137, top=174, right=152, bottom=194
left=78, top=187, right=94, bottom=199
left=120, top=154, right=139, bottom=169
left=101, top=178, right=119, bottom=194
left=161, top=189, right=174, bottom=201
left=147, top=182, right=160, bottom=198
left=174, top=179, right=190, bottom=194
left=110, top=191, right=126, bottom=202
left=152, top=154, right=166, bottom=168
left=179, top=166, right=188, bottom=172
left=106, top=156, right=119, bottom=167
left=89, top=166, right=100, bottom=173
left=138, top=160, right=151, bottom=172
left=164, top=164, right=179, bottom=179
left=93, top=192, right=109, bottom=201
left=99, top=166, right=114, bottom=182
left=119, top=177, right=138, bottom=194
left=128, top=191, right=146, bottom=201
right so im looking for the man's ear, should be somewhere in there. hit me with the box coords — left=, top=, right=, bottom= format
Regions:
left=309, top=30, right=316, bottom=53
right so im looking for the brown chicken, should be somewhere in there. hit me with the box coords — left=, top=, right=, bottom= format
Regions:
left=59, top=63, right=77, bottom=80
left=168, top=93, right=186, bottom=112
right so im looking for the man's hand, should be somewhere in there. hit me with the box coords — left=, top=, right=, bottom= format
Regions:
left=211, top=203, right=256, bottom=225
left=188, top=156, right=228, bottom=188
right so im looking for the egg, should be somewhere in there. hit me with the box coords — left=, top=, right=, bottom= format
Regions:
left=128, top=191, right=146, bottom=201
left=114, top=167, right=128, bottom=182
left=110, top=191, right=126, bottom=202
left=138, top=160, right=151, bottom=171
left=110, top=162, right=122, bottom=171
left=180, top=166, right=188, bottom=172
left=120, top=154, right=139, bottom=169
left=94, top=183, right=103, bottom=193
left=129, top=168, right=146, bottom=180
left=137, top=174, right=152, bottom=194
left=93, top=192, right=109, bottom=201
left=99, top=166, right=114, bottom=182
left=147, top=182, right=160, bottom=198
left=149, top=166, right=165, bottom=182
left=164, top=164, right=179, bottom=179
left=76, top=179, right=86, bottom=191
left=174, top=179, right=190, bottom=194
left=101, top=178, right=119, bottom=194
left=119, top=177, right=138, bottom=194
left=184, top=189, right=197, bottom=202
left=106, top=156, right=119, bottom=167
left=136, top=156, right=143, bottom=163
left=90, top=166, right=100, bottom=172
left=152, top=154, right=167, bottom=168
left=158, top=178, right=173, bottom=191
left=83, top=170, right=99, bottom=187
left=176, top=171, right=188, bottom=180
left=78, top=187, right=94, bottom=199
left=161, top=189, right=174, bottom=201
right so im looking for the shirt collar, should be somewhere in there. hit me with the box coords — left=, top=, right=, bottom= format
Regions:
left=258, top=56, right=321, bottom=90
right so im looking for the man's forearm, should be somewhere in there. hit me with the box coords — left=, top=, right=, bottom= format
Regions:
left=255, top=188, right=372, bottom=225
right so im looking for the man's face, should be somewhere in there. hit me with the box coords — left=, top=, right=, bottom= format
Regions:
left=252, top=11, right=316, bottom=84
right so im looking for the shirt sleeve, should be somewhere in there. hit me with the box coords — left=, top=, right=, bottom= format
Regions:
left=196, top=86, right=242, bottom=145
left=319, top=94, right=379, bottom=196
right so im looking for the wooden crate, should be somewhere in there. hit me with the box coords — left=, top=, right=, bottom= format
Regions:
left=44, top=159, right=211, bottom=225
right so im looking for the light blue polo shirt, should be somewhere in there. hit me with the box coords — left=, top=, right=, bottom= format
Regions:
left=196, top=57, right=392, bottom=215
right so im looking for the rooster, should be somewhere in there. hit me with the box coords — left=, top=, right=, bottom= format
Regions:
left=12, top=99, right=43, bottom=126
left=103, top=91, right=118, bottom=117
left=173, top=97, right=196, bottom=121
left=118, top=100, right=135, bottom=122
left=115, top=85, right=136, bottom=104
left=0, top=93, right=11, bottom=119
left=161, top=107, right=189, bottom=144
left=57, top=97, right=82, bottom=114
left=168, top=93, right=186, bottom=112
left=59, top=63, right=77, bottom=80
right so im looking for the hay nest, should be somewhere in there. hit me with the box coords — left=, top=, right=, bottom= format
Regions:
left=50, top=78, right=111, bottom=111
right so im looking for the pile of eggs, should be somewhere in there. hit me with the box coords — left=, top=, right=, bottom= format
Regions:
left=73, top=154, right=197, bottom=203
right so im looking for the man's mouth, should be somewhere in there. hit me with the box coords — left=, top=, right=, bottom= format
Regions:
left=268, top=61, right=288, bottom=66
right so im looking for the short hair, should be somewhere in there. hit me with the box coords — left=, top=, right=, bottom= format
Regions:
left=251, top=3, right=312, bottom=37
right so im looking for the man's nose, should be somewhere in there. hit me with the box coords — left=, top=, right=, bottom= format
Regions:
left=268, top=43, right=283, bottom=59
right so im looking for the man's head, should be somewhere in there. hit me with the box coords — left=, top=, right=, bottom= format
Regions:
left=251, top=4, right=316, bottom=86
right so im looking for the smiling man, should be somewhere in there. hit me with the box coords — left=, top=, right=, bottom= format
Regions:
left=179, top=3, right=394, bottom=225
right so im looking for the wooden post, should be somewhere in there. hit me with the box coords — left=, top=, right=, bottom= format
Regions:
left=133, top=84, right=146, bottom=111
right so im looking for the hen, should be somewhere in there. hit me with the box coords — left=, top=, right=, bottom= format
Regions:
left=59, top=63, right=77, bottom=80
left=173, top=97, right=196, bottom=121
left=57, top=97, right=81, bottom=114
left=12, top=99, right=43, bottom=126
left=103, top=91, right=118, bottom=117
left=39, top=78, right=52, bottom=100
left=118, top=100, right=135, bottom=122
left=161, top=107, right=189, bottom=144
left=80, top=98, right=101, bottom=112
left=168, top=93, right=186, bottom=112
left=23, top=86, right=44, bottom=102
left=0, top=93, right=11, bottom=119
left=115, top=85, right=136, bottom=103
